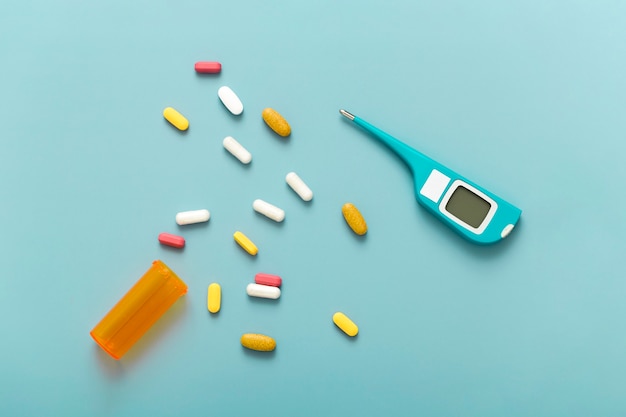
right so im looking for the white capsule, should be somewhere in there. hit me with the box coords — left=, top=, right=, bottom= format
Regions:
left=223, top=136, right=252, bottom=164
left=253, top=199, right=285, bottom=222
left=175, top=209, right=210, bottom=225
left=246, top=283, right=281, bottom=299
left=286, top=172, right=313, bottom=201
left=217, top=86, right=243, bottom=115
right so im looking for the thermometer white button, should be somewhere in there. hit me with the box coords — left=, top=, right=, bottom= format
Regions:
left=420, top=169, right=451, bottom=203
left=501, top=224, right=515, bottom=238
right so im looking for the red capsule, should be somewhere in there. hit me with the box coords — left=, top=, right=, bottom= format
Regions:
left=158, top=232, right=185, bottom=248
left=194, top=61, right=222, bottom=74
left=255, top=273, right=282, bottom=287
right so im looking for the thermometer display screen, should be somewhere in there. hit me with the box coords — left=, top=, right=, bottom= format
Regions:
left=445, top=185, right=492, bottom=228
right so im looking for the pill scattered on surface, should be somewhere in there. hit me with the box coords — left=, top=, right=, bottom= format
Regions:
left=262, top=108, right=291, bottom=137
left=286, top=172, right=313, bottom=201
left=218, top=86, right=243, bottom=115
left=163, top=107, right=189, bottom=131
left=194, top=61, right=222, bottom=74
left=158, top=232, right=185, bottom=248
left=223, top=136, right=252, bottom=164
left=241, top=333, right=276, bottom=352
left=333, top=312, right=359, bottom=337
left=233, top=231, right=258, bottom=256
left=207, top=283, right=221, bottom=313
left=255, top=273, right=282, bottom=287
left=246, top=283, right=281, bottom=299
left=342, top=203, right=368, bottom=235
left=176, top=209, right=210, bottom=225
left=253, top=199, right=285, bottom=222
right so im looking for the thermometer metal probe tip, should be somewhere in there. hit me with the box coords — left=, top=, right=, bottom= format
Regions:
left=339, top=109, right=355, bottom=120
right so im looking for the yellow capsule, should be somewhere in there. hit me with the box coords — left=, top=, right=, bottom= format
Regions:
left=342, top=203, right=368, bottom=235
left=333, top=312, right=359, bottom=337
left=262, top=108, right=291, bottom=137
left=207, top=283, right=221, bottom=313
left=233, top=231, right=258, bottom=256
left=241, top=333, right=276, bottom=351
left=163, top=107, right=189, bottom=131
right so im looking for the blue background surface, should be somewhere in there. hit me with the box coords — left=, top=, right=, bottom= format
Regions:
left=1, top=1, right=626, bottom=416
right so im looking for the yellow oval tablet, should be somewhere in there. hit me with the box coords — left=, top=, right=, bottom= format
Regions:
left=333, top=312, right=359, bottom=337
left=207, top=283, right=221, bottom=313
left=262, top=108, right=291, bottom=137
left=163, top=106, right=189, bottom=131
left=241, top=333, right=276, bottom=351
left=342, top=203, right=367, bottom=235
left=233, top=231, right=258, bottom=256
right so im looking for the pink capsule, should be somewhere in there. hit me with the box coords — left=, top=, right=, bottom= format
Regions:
left=255, top=273, right=282, bottom=287
left=194, top=61, right=222, bottom=74
left=158, top=232, right=185, bottom=248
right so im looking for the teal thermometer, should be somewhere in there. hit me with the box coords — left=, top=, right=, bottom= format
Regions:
left=340, top=109, right=521, bottom=245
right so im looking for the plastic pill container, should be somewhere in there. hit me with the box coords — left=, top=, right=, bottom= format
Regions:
left=90, top=260, right=188, bottom=360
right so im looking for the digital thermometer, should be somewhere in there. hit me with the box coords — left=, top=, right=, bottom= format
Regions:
left=340, top=109, right=521, bottom=245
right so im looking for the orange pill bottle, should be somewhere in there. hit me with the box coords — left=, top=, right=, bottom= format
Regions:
left=90, top=260, right=188, bottom=360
